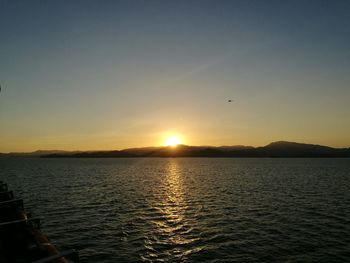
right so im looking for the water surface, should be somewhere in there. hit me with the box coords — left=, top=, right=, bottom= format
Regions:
left=1, top=158, right=350, bottom=262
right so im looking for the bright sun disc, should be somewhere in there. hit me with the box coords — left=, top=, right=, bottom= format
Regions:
left=165, top=136, right=181, bottom=147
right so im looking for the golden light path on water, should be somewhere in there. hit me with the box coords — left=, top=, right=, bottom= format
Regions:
left=142, top=159, right=202, bottom=260
left=157, top=160, right=185, bottom=237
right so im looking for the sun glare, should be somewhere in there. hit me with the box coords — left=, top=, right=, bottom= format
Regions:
left=165, top=136, right=181, bottom=147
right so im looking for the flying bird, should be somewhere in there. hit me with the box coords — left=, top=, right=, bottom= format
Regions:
left=228, top=99, right=233, bottom=102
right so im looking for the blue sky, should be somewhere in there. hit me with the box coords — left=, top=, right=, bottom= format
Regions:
left=1, top=0, right=350, bottom=151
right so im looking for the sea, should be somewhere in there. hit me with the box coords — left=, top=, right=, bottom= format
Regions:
left=1, top=158, right=350, bottom=262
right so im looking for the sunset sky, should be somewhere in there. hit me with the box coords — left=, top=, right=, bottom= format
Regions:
left=1, top=0, right=350, bottom=152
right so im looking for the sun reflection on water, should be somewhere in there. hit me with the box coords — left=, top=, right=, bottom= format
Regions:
left=156, top=159, right=186, bottom=239
left=141, top=159, right=201, bottom=260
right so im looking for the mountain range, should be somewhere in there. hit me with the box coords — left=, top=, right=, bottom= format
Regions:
left=1, top=141, right=349, bottom=158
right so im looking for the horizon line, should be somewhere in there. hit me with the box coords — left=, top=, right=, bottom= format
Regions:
left=1, top=140, right=350, bottom=154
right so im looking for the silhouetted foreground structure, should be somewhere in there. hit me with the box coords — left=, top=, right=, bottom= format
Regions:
left=39, top=141, right=350, bottom=158
left=0, top=181, right=79, bottom=263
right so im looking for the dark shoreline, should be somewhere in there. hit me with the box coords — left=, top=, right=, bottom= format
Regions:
left=2, top=141, right=350, bottom=158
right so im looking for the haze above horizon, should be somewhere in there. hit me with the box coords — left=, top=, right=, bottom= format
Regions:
left=1, top=1, right=350, bottom=152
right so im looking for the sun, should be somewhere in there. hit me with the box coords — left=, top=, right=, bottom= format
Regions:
left=165, top=136, right=181, bottom=147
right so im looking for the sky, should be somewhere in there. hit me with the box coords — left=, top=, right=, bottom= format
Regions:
left=0, top=0, right=350, bottom=152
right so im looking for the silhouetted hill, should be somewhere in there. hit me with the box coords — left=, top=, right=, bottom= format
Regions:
left=264, top=141, right=334, bottom=151
left=1, top=141, right=349, bottom=158
left=36, top=141, right=350, bottom=158
left=254, top=141, right=348, bottom=157
left=0, top=150, right=81, bottom=157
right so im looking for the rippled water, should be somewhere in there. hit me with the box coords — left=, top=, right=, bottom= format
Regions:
left=1, top=158, right=350, bottom=262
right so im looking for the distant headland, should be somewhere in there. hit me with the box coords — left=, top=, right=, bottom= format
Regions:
left=1, top=141, right=350, bottom=158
